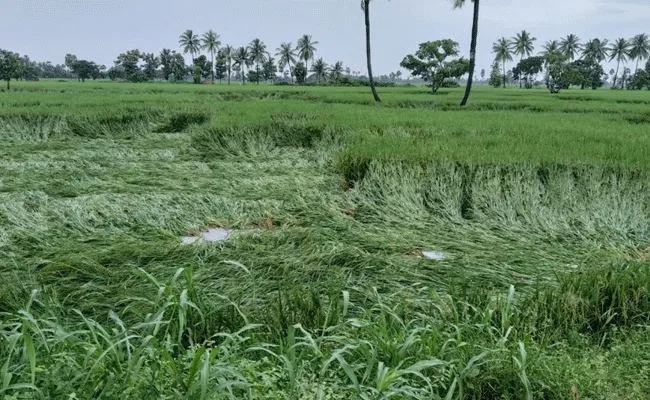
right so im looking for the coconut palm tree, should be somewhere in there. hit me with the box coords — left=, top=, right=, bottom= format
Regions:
left=179, top=30, right=201, bottom=63
left=275, top=42, right=297, bottom=83
left=310, top=58, right=328, bottom=84
left=560, top=34, right=581, bottom=61
left=582, top=38, right=609, bottom=63
left=540, top=40, right=560, bottom=57
left=608, top=38, right=630, bottom=88
left=493, top=37, right=513, bottom=88
left=452, top=0, right=480, bottom=106
left=222, top=45, right=234, bottom=84
left=201, top=30, right=221, bottom=82
left=232, top=46, right=250, bottom=85
left=629, top=33, right=650, bottom=72
left=249, top=39, right=267, bottom=85
left=361, top=0, right=381, bottom=102
left=296, top=34, right=318, bottom=72
left=512, top=30, right=536, bottom=87
left=513, top=30, right=537, bottom=60
left=329, top=61, right=344, bottom=83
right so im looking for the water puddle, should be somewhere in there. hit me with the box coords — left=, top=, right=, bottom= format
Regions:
left=422, top=250, right=446, bottom=260
left=181, top=228, right=233, bottom=245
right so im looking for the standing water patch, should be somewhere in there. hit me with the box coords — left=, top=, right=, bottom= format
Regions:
left=422, top=250, right=446, bottom=260
left=181, top=228, right=233, bottom=244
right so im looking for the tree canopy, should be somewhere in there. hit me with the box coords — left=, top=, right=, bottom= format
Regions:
left=400, top=39, right=469, bottom=93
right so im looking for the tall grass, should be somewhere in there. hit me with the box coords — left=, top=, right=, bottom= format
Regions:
left=1, top=81, right=650, bottom=398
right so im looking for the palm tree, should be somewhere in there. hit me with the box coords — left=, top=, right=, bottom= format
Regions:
left=512, top=30, right=536, bottom=87
left=275, top=42, right=297, bottom=83
left=249, top=39, right=267, bottom=85
left=560, top=34, right=581, bottom=61
left=232, top=46, right=250, bottom=85
left=330, top=61, right=344, bottom=83
left=361, top=0, right=381, bottom=102
left=310, top=58, right=328, bottom=84
left=493, top=37, right=513, bottom=88
left=296, top=34, right=318, bottom=72
left=178, top=30, right=201, bottom=63
left=452, top=0, right=480, bottom=106
left=540, top=40, right=560, bottom=57
left=629, top=33, right=650, bottom=72
left=582, top=38, right=608, bottom=63
left=201, top=30, right=221, bottom=82
left=222, top=45, right=233, bottom=84
left=608, top=38, right=630, bottom=88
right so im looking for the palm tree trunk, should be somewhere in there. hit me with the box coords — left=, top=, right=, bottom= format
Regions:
left=227, top=63, right=231, bottom=85
left=460, top=0, right=479, bottom=106
left=614, top=60, right=620, bottom=88
left=502, top=61, right=506, bottom=88
left=364, top=0, right=381, bottom=102
left=211, top=52, right=215, bottom=83
left=256, top=63, right=260, bottom=85
left=289, top=61, right=293, bottom=83
left=519, top=55, right=523, bottom=88
left=636, top=58, right=640, bottom=73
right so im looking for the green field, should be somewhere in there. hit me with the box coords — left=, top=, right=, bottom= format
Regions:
left=2, top=81, right=650, bottom=399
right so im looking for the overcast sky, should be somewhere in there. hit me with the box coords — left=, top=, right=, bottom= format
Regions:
left=3, top=0, right=649, bottom=75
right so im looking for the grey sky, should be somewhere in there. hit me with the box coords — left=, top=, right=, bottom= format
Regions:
left=4, top=0, right=649, bottom=75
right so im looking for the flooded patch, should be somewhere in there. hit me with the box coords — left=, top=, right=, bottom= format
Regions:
left=181, top=228, right=233, bottom=244
left=422, top=250, right=446, bottom=260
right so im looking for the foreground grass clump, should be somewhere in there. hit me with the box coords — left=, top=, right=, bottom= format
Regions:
left=2, top=81, right=650, bottom=398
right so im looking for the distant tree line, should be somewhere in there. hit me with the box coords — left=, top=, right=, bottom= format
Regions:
left=488, top=32, right=650, bottom=92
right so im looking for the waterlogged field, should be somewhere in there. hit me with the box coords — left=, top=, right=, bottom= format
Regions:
left=2, top=81, right=650, bottom=399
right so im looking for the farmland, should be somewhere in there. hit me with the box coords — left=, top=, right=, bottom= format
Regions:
left=2, top=81, right=650, bottom=399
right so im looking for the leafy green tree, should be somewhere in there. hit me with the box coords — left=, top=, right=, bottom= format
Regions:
left=545, top=52, right=575, bottom=93
left=582, top=39, right=608, bottom=63
left=232, top=47, right=251, bottom=85
left=0, top=50, right=20, bottom=89
left=628, top=69, right=649, bottom=90
left=400, top=40, right=469, bottom=93
left=170, top=53, right=187, bottom=81
left=512, top=30, right=536, bottom=87
left=310, top=58, right=328, bottom=84
left=629, top=33, right=650, bottom=73
left=71, top=60, right=100, bottom=82
left=492, top=37, right=513, bottom=88
left=294, top=61, right=307, bottom=84
left=329, top=61, right=344, bottom=83
left=249, top=39, right=267, bottom=85
left=569, top=59, right=605, bottom=89
left=215, top=51, right=227, bottom=83
left=488, top=61, right=501, bottom=87
left=160, top=49, right=174, bottom=80
left=64, top=54, right=78, bottom=79
left=18, top=55, right=40, bottom=81
left=609, top=38, right=630, bottom=88
left=361, top=0, right=381, bottom=102
left=114, top=49, right=142, bottom=81
left=451, top=0, right=480, bottom=106
left=560, top=34, right=581, bottom=61
left=296, top=34, right=318, bottom=71
left=512, top=56, right=544, bottom=88
left=142, top=53, right=160, bottom=81
left=262, top=57, right=277, bottom=82
left=107, top=66, right=125, bottom=81
left=201, top=30, right=221, bottom=82
left=222, top=45, right=234, bottom=84
left=193, top=55, right=213, bottom=82
left=179, top=30, right=201, bottom=62
left=275, top=42, right=297, bottom=83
